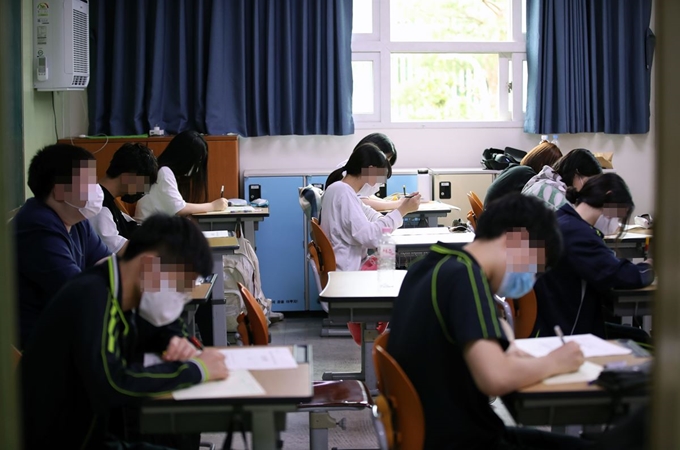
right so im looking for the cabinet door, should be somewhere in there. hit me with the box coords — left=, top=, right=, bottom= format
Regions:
left=245, top=176, right=306, bottom=312
left=434, top=174, right=494, bottom=226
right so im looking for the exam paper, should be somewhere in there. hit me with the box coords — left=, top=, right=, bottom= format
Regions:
left=514, top=334, right=632, bottom=358
left=202, top=230, right=234, bottom=238
left=391, top=227, right=452, bottom=236
left=221, top=347, right=298, bottom=370
left=172, top=369, right=266, bottom=400
left=542, top=361, right=603, bottom=385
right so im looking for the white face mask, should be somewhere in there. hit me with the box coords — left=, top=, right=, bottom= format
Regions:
left=358, top=183, right=377, bottom=197
left=65, top=184, right=104, bottom=220
left=595, top=214, right=620, bottom=235
left=138, top=289, right=189, bottom=327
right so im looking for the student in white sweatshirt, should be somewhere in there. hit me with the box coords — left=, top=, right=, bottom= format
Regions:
left=321, top=143, right=421, bottom=271
left=334, top=133, right=402, bottom=212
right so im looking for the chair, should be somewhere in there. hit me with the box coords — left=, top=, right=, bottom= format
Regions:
left=467, top=191, right=483, bottom=221
left=11, top=346, right=21, bottom=369
left=466, top=210, right=477, bottom=230
left=372, top=335, right=425, bottom=450
left=310, top=218, right=336, bottom=290
left=505, top=289, right=538, bottom=339
left=236, top=283, right=375, bottom=450
left=373, top=332, right=390, bottom=392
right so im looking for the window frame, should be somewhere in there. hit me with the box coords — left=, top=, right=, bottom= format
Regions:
left=351, top=0, right=527, bottom=129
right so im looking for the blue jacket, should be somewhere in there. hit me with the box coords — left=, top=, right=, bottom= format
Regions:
left=533, top=204, right=654, bottom=338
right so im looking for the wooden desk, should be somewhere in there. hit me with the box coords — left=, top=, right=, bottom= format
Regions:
left=605, top=230, right=652, bottom=259
left=319, top=270, right=407, bottom=391
left=504, top=352, right=650, bottom=426
left=196, top=234, right=240, bottom=346
left=193, top=207, right=269, bottom=249
left=398, top=201, right=454, bottom=227
left=140, top=345, right=313, bottom=450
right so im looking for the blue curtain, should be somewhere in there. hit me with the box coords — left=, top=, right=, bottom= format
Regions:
left=89, top=1, right=354, bottom=137
left=524, top=0, right=655, bottom=135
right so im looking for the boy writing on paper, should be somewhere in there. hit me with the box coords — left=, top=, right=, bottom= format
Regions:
left=21, top=215, right=229, bottom=449
left=388, top=193, right=591, bottom=450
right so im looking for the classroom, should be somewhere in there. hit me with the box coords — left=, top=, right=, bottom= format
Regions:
left=1, top=0, right=679, bottom=449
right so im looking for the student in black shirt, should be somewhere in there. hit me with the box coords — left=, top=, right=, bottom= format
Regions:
left=484, top=141, right=562, bottom=206
left=21, top=215, right=229, bottom=449
left=90, top=143, right=159, bottom=255
left=388, top=193, right=591, bottom=450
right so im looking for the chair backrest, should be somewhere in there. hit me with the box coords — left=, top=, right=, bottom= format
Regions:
left=466, top=210, right=477, bottom=230
left=11, top=346, right=21, bottom=370
left=237, top=282, right=270, bottom=345
left=467, top=191, right=484, bottom=220
left=373, top=331, right=390, bottom=392
left=310, top=218, right=336, bottom=289
left=505, top=289, right=538, bottom=339
left=373, top=337, right=425, bottom=450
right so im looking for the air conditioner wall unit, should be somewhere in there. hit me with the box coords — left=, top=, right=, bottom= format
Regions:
left=34, top=0, right=89, bottom=91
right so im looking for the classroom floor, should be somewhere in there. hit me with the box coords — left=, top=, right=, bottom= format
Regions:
left=202, top=315, right=516, bottom=449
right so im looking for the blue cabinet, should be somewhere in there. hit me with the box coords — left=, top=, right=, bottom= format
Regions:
left=306, top=175, right=328, bottom=311
left=386, top=174, right=418, bottom=198
left=244, top=176, right=306, bottom=312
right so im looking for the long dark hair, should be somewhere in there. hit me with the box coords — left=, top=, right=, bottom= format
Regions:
left=356, top=133, right=397, bottom=167
left=566, top=173, right=634, bottom=238
left=158, top=131, right=208, bottom=203
left=552, top=148, right=602, bottom=187
left=324, top=143, right=389, bottom=189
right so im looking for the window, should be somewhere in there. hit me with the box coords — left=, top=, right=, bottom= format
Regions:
left=351, top=0, right=526, bottom=127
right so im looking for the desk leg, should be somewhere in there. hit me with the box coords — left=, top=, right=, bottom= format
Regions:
left=243, top=220, right=256, bottom=249
left=321, top=322, right=366, bottom=382
left=212, top=252, right=228, bottom=347
left=251, top=409, right=279, bottom=450
left=362, top=325, right=379, bottom=393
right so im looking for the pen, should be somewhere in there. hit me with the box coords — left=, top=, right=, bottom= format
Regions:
left=189, top=336, right=204, bottom=351
left=403, top=185, right=406, bottom=196
left=220, top=185, right=224, bottom=198
left=554, top=325, right=566, bottom=345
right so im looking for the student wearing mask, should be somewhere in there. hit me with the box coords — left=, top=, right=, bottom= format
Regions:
left=388, top=193, right=590, bottom=449
left=484, top=141, right=563, bottom=206
left=322, top=143, right=420, bottom=271
left=334, top=133, right=403, bottom=212
left=522, top=148, right=602, bottom=210
left=21, top=215, right=229, bottom=449
left=13, top=144, right=110, bottom=348
left=135, top=130, right=228, bottom=220
left=90, top=143, right=159, bottom=254
left=532, top=173, right=654, bottom=339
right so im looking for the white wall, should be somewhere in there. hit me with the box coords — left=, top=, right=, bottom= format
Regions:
left=239, top=123, right=656, bottom=216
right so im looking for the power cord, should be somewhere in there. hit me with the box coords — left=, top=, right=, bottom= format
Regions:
left=51, top=91, right=58, bottom=139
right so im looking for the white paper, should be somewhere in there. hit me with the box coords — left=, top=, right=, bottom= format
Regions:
left=514, top=334, right=632, bottom=358
left=221, top=347, right=298, bottom=370
left=202, top=230, right=234, bottom=238
left=172, top=369, right=266, bottom=400
left=391, top=227, right=452, bottom=236
left=143, top=353, right=164, bottom=367
left=542, top=361, right=603, bottom=385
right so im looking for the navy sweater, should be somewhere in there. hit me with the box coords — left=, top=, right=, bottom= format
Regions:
left=533, top=204, right=654, bottom=337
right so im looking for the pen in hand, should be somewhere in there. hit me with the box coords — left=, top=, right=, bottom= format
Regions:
left=403, top=185, right=407, bottom=196
left=554, top=325, right=566, bottom=345
left=220, top=185, right=224, bottom=198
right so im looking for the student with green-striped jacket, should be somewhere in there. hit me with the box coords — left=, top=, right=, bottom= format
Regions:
left=522, top=148, right=602, bottom=210
left=387, top=194, right=592, bottom=450
left=21, top=215, right=228, bottom=450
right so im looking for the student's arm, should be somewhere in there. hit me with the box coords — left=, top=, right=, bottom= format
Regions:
left=360, top=197, right=403, bottom=212
left=83, top=220, right=113, bottom=266
left=89, top=207, right=128, bottom=254
left=345, top=194, right=420, bottom=247
left=564, top=227, right=655, bottom=290
left=136, top=315, right=190, bottom=353
left=70, top=283, right=224, bottom=410
left=464, top=339, right=583, bottom=397
left=176, top=198, right=229, bottom=216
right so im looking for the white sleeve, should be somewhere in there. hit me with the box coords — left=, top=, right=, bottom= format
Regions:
left=361, top=202, right=384, bottom=222
left=89, top=207, right=127, bottom=253
left=157, top=168, right=188, bottom=214
left=340, top=190, right=403, bottom=248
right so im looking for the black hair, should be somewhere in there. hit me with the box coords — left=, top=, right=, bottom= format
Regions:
left=355, top=133, right=397, bottom=167
left=157, top=130, right=208, bottom=203
left=552, top=148, right=602, bottom=187
left=122, top=214, right=212, bottom=277
left=324, top=143, right=390, bottom=189
left=27, top=143, right=96, bottom=201
left=566, top=173, right=635, bottom=235
left=106, top=143, right=159, bottom=185
left=476, top=193, right=563, bottom=270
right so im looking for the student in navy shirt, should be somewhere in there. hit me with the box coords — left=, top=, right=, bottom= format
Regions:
left=388, top=194, right=589, bottom=449
left=14, top=144, right=110, bottom=348
left=533, top=173, right=654, bottom=338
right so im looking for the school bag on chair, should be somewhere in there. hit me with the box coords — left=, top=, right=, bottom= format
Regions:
left=223, top=224, right=283, bottom=334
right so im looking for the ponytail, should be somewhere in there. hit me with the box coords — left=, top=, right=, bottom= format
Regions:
left=325, top=167, right=346, bottom=190
left=565, top=186, right=580, bottom=204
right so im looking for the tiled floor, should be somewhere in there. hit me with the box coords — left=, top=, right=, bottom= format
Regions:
left=203, top=315, right=516, bottom=449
